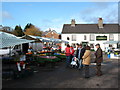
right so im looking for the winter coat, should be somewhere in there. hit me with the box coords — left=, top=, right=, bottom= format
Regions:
left=65, top=47, right=71, bottom=56
left=70, top=48, right=75, bottom=56
left=95, top=48, right=103, bottom=63
left=76, top=47, right=86, bottom=59
left=82, top=50, right=91, bottom=65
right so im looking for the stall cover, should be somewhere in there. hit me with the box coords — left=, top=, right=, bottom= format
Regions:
left=0, top=32, right=34, bottom=48
left=0, top=32, right=34, bottom=55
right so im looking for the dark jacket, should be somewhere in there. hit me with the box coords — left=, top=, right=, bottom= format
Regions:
left=76, top=47, right=86, bottom=59
left=95, top=48, right=103, bottom=63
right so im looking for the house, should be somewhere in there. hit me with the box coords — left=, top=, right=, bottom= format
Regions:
left=42, top=28, right=60, bottom=39
left=61, top=18, right=120, bottom=51
left=42, top=28, right=61, bottom=46
left=0, top=25, right=13, bottom=34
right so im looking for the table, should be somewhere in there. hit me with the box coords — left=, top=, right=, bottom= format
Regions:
left=33, top=55, right=60, bottom=68
left=34, top=55, right=60, bottom=62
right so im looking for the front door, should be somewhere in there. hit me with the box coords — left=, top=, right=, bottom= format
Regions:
left=82, top=42, right=88, bottom=47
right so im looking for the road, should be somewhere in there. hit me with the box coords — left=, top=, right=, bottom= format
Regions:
left=2, top=53, right=119, bottom=88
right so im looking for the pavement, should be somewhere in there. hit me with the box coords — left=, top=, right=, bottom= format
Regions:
left=2, top=53, right=119, bottom=88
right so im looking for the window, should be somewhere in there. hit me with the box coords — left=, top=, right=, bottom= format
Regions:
left=90, top=34, right=95, bottom=41
left=84, top=35, right=87, bottom=40
left=109, top=34, right=114, bottom=41
left=67, top=37, right=70, bottom=40
left=119, top=34, right=120, bottom=41
left=72, top=35, right=76, bottom=41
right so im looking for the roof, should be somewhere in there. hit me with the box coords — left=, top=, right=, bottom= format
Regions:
left=42, top=31, right=49, bottom=36
left=0, top=32, right=34, bottom=48
left=42, top=30, right=59, bottom=36
left=62, top=24, right=119, bottom=34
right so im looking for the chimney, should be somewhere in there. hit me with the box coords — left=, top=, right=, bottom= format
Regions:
left=98, top=18, right=103, bottom=28
left=71, top=19, right=76, bottom=27
left=49, top=28, right=51, bottom=31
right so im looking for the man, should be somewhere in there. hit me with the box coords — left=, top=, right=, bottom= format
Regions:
left=76, top=44, right=86, bottom=69
left=95, top=44, right=103, bottom=76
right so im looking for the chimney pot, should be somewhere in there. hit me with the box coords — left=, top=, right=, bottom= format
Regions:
left=98, top=18, right=103, bottom=28
left=71, top=19, right=76, bottom=27
left=99, top=18, right=102, bottom=20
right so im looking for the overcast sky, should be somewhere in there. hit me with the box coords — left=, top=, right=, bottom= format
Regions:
left=2, top=2, right=119, bottom=33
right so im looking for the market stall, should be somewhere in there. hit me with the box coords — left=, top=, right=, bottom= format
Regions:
left=33, top=55, right=61, bottom=68
left=22, top=35, right=67, bottom=61
left=103, top=41, right=120, bottom=59
left=0, top=32, right=35, bottom=79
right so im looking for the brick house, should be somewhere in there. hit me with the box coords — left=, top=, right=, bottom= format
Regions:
left=42, top=28, right=60, bottom=39
left=42, top=28, right=61, bottom=46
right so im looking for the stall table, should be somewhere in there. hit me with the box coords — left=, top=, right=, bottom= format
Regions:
left=33, top=55, right=60, bottom=68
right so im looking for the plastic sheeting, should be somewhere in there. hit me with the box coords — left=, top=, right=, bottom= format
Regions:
left=0, top=32, right=34, bottom=48
left=103, top=41, right=120, bottom=44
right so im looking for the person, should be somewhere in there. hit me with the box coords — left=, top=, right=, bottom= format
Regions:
left=58, top=45, right=62, bottom=53
left=95, top=44, right=103, bottom=76
left=76, top=43, right=80, bottom=50
left=17, top=53, right=26, bottom=71
left=70, top=46, right=75, bottom=63
left=22, top=43, right=29, bottom=54
left=28, top=46, right=33, bottom=54
left=65, top=44, right=71, bottom=67
left=82, top=46, right=91, bottom=78
left=27, top=46, right=33, bottom=62
left=76, top=44, right=86, bottom=69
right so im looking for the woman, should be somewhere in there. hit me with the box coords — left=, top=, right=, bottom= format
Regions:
left=70, top=46, right=75, bottom=63
left=82, top=46, right=91, bottom=78
left=65, top=44, right=71, bottom=67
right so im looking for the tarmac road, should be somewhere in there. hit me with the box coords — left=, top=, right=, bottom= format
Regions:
left=2, top=53, right=119, bottom=88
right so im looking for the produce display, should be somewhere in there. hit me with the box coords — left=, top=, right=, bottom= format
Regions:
left=36, top=56, right=60, bottom=63
left=26, top=52, right=33, bottom=55
left=52, top=53, right=66, bottom=59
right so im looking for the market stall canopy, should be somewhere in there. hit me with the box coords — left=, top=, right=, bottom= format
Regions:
left=0, top=32, right=35, bottom=48
left=27, top=35, right=68, bottom=43
left=103, top=41, right=120, bottom=44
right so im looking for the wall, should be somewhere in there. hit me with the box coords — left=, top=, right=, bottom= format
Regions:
left=61, top=33, right=119, bottom=51
left=44, top=31, right=59, bottom=39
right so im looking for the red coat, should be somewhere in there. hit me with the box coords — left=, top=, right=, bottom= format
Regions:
left=65, top=47, right=70, bottom=56
left=70, top=48, right=75, bottom=56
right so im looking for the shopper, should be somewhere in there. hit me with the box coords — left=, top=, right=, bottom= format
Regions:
left=76, top=44, right=86, bottom=69
left=82, top=46, right=91, bottom=78
left=65, top=44, right=71, bottom=67
left=95, top=44, right=103, bottom=76
left=70, top=46, right=75, bottom=63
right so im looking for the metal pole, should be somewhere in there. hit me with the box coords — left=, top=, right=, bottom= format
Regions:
left=9, top=46, right=11, bottom=79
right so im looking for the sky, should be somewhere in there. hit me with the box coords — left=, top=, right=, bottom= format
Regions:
left=1, top=2, right=119, bottom=33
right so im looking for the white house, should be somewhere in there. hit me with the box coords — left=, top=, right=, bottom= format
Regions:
left=61, top=18, right=120, bottom=51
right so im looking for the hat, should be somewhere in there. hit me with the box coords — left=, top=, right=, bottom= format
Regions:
left=95, top=43, right=100, bottom=46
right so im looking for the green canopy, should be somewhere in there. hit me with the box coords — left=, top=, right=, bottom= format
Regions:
left=0, top=32, right=34, bottom=48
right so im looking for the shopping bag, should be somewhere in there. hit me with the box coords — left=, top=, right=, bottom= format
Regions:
left=71, top=61, right=77, bottom=65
